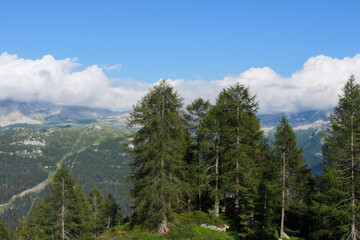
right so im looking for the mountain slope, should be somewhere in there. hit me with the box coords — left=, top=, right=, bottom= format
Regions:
left=0, top=124, right=134, bottom=229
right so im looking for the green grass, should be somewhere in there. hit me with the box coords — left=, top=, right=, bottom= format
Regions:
left=98, top=212, right=235, bottom=240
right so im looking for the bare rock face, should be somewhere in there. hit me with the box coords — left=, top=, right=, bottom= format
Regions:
left=0, top=99, right=127, bottom=126
left=0, top=110, right=41, bottom=127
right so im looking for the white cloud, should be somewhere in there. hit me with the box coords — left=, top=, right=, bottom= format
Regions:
left=169, top=54, right=360, bottom=114
left=0, top=52, right=360, bottom=114
left=103, top=64, right=123, bottom=71
left=0, top=52, right=148, bottom=110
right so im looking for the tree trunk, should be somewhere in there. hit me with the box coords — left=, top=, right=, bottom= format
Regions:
left=351, top=115, right=356, bottom=240
left=61, top=177, right=65, bottom=240
left=214, top=135, right=220, bottom=217
left=93, top=195, right=97, bottom=237
left=197, top=114, right=202, bottom=211
left=280, top=150, right=286, bottom=239
left=158, top=216, right=168, bottom=234
left=234, top=105, right=240, bottom=215
left=107, top=217, right=111, bottom=230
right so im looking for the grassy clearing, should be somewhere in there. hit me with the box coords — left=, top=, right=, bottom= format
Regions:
left=98, top=211, right=235, bottom=240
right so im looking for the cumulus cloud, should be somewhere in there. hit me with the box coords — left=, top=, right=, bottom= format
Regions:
left=169, top=54, right=360, bottom=114
left=0, top=52, right=148, bottom=110
left=0, top=52, right=360, bottom=113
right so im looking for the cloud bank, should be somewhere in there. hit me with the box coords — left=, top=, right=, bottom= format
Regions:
left=1, top=52, right=360, bottom=114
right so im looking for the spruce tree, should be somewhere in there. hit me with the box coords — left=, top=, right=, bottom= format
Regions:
left=128, top=80, right=189, bottom=233
left=216, top=83, right=263, bottom=237
left=320, top=75, right=360, bottom=240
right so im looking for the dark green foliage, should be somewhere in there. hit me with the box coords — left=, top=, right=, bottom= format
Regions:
left=0, top=125, right=132, bottom=229
left=0, top=129, right=49, bottom=203
left=0, top=218, right=11, bottom=240
left=0, top=194, right=34, bottom=230
left=274, top=116, right=305, bottom=194
left=102, top=194, right=122, bottom=230
left=215, top=83, right=263, bottom=237
left=26, top=164, right=92, bottom=239
left=254, top=140, right=280, bottom=239
left=316, top=75, right=360, bottom=239
left=200, top=105, right=224, bottom=215
left=88, top=186, right=105, bottom=236
left=13, top=218, right=37, bottom=240
left=66, top=132, right=133, bottom=216
left=185, top=98, right=211, bottom=211
left=274, top=116, right=312, bottom=238
left=128, top=80, right=190, bottom=232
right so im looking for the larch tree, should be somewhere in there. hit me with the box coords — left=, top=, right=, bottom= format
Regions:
left=216, top=83, right=263, bottom=237
left=320, top=75, right=360, bottom=240
left=274, top=116, right=304, bottom=239
left=254, top=139, right=281, bottom=239
left=185, top=98, right=211, bottom=211
left=28, top=163, right=91, bottom=240
left=200, top=104, right=224, bottom=217
left=128, top=79, right=189, bottom=233
left=101, top=194, right=122, bottom=229
left=88, top=186, right=105, bottom=236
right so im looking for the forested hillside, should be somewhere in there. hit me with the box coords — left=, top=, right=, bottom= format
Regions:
left=0, top=124, right=133, bottom=229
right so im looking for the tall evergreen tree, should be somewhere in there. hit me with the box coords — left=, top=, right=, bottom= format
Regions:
left=88, top=186, right=105, bottom=236
left=216, top=83, right=263, bottom=237
left=27, top=163, right=92, bottom=239
left=185, top=98, right=211, bottom=211
left=319, top=75, right=360, bottom=240
left=274, top=116, right=304, bottom=239
left=254, top=139, right=281, bottom=239
left=101, top=194, right=122, bottom=230
left=200, top=104, right=224, bottom=217
left=128, top=80, right=189, bottom=233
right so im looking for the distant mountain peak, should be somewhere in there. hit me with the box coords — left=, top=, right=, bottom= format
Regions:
left=0, top=100, right=127, bottom=127
left=0, top=110, right=41, bottom=127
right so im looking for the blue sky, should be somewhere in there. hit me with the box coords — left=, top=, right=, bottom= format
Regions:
left=1, top=1, right=360, bottom=113
left=1, top=0, right=360, bottom=83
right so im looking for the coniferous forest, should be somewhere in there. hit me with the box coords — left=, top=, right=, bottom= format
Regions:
left=2, top=76, right=360, bottom=239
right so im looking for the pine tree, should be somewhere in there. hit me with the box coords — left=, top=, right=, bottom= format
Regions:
left=128, top=80, right=189, bottom=233
left=185, top=98, right=211, bottom=211
left=216, top=83, right=263, bottom=237
left=319, top=75, right=360, bottom=240
left=274, top=116, right=305, bottom=239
